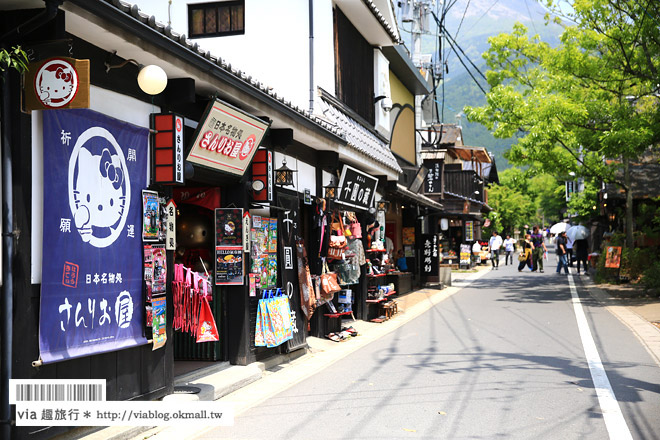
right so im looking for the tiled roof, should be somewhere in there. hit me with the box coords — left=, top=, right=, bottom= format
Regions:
left=361, top=0, right=401, bottom=43
left=101, top=0, right=344, bottom=139
left=319, top=97, right=402, bottom=174
left=444, top=190, right=489, bottom=207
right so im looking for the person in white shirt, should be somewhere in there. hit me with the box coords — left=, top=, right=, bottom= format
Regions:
left=488, top=231, right=503, bottom=270
left=503, top=234, right=516, bottom=265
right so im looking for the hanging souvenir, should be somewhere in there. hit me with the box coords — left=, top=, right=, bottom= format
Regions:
left=142, top=190, right=160, bottom=242
left=151, top=297, right=167, bottom=350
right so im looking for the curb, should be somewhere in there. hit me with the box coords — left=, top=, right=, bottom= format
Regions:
left=576, top=274, right=660, bottom=367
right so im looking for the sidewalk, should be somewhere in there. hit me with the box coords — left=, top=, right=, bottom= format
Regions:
left=64, top=266, right=490, bottom=440
left=576, top=271, right=660, bottom=365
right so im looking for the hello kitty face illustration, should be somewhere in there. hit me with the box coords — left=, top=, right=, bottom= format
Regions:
left=68, top=126, right=131, bottom=248
left=35, top=59, right=79, bottom=108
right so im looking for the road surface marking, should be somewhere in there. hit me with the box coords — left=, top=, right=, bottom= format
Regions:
left=568, top=273, right=633, bottom=440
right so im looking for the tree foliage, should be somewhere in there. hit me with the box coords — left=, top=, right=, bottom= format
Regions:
left=465, top=0, right=660, bottom=247
left=0, top=46, right=28, bottom=74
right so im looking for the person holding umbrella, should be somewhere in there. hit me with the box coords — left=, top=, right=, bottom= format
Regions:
left=567, top=225, right=590, bottom=275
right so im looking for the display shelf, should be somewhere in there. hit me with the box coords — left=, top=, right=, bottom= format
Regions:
left=366, top=291, right=396, bottom=303
left=339, top=282, right=359, bottom=286
left=366, top=248, right=387, bottom=253
left=367, top=273, right=386, bottom=278
left=323, top=311, right=353, bottom=318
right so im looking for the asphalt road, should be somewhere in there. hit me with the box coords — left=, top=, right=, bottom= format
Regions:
left=202, top=261, right=660, bottom=439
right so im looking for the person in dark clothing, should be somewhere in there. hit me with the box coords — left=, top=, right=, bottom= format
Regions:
left=556, top=231, right=569, bottom=274
left=530, top=226, right=547, bottom=272
left=574, top=238, right=589, bottom=275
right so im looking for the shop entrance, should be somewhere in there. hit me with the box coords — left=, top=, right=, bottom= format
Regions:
left=171, top=187, right=224, bottom=377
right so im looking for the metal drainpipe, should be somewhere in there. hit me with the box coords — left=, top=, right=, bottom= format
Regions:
left=308, top=0, right=314, bottom=114
left=1, top=3, right=61, bottom=439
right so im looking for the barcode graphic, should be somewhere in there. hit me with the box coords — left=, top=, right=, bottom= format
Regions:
left=9, top=380, right=106, bottom=403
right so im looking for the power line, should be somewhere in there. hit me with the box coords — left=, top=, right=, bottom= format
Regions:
left=464, top=0, right=501, bottom=35
left=524, top=0, right=538, bottom=35
left=444, top=35, right=488, bottom=95
left=454, top=0, right=472, bottom=40
left=444, top=29, right=487, bottom=81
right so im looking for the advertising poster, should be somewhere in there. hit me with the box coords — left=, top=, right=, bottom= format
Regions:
left=151, top=244, right=167, bottom=295
left=215, top=248, right=243, bottom=285
left=460, top=244, right=471, bottom=265
left=605, top=246, right=622, bottom=269
left=465, top=221, right=474, bottom=242
left=215, top=208, right=244, bottom=285
left=142, top=190, right=160, bottom=241
left=151, top=297, right=167, bottom=351
left=402, top=227, right=415, bottom=245
left=40, top=109, right=148, bottom=363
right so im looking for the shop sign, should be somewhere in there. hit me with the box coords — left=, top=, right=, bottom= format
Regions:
left=24, top=57, right=90, bottom=111
left=151, top=113, right=185, bottom=184
left=465, top=221, right=474, bottom=242
left=250, top=148, right=272, bottom=202
left=165, top=200, right=177, bottom=250
left=187, top=98, right=270, bottom=176
left=215, top=209, right=244, bottom=285
left=40, top=109, right=148, bottom=363
left=409, top=165, right=429, bottom=194
left=424, top=160, right=442, bottom=194
left=277, top=193, right=306, bottom=351
left=336, top=164, right=378, bottom=211
left=421, top=234, right=439, bottom=276
left=243, top=211, right=251, bottom=253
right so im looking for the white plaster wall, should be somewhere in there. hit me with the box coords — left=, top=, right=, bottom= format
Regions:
left=31, top=86, right=158, bottom=284
left=273, top=152, right=316, bottom=196
left=135, top=0, right=336, bottom=112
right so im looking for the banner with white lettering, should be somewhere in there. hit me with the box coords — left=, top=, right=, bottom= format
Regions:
left=277, top=193, right=306, bottom=352
left=40, top=109, right=149, bottom=363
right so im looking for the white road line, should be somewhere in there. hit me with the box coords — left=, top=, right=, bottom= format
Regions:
left=567, top=273, right=633, bottom=440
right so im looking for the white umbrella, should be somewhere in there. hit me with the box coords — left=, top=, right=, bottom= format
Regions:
left=566, top=225, right=589, bottom=241
left=550, top=222, right=569, bottom=234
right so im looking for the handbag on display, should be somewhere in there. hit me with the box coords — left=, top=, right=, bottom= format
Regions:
left=320, top=261, right=341, bottom=298
left=346, top=212, right=362, bottom=239
left=329, top=212, right=347, bottom=248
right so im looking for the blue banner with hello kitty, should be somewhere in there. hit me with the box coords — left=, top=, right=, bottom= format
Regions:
left=40, top=109, right=149, bottom=363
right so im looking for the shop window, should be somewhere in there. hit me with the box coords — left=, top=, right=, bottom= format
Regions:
left=188, top=1, right=245, bottom=38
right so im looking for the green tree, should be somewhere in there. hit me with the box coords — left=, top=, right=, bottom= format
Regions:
left=484, top=183, right=536, bottom=235
left=465, top=0, right=660, bottom=249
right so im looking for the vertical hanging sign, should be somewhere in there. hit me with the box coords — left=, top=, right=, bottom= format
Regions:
left=151, top=113, right=185, bottom=184
left=421, top=234, right=439, bottom=276
left=243, top=211, right=251, bottom=253
left=39, top=109, right=148, bottom=363
left=277, top=193, right=306, bottom=351
left=165, top=200, right=177, bottom=251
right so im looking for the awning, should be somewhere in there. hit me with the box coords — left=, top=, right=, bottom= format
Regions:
left=446, top=146, right=491, bottom=163
left=390, top=183, right=444, bottom=211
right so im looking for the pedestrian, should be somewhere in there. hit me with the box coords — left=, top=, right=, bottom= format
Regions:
left=530, top=226, right=547, bottom=273
left=396, top=249, right=408, bottom=271
left=518, top=234, right=534, bottom=272
left=556, top=231, right=569, bottom=274
left=566, top=235, right=574, bottom=267
left=488, top=230, right=503, bottom=270
left=503, top=234, right=516, bottom=265
left=575, top=238, right=589, bottom=275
